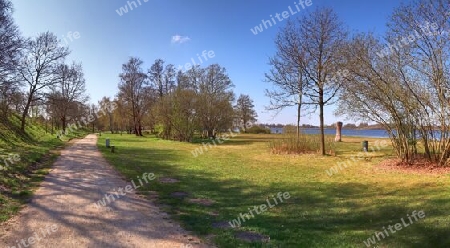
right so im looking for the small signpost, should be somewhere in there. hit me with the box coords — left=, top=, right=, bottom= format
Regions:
left=362, top=141, right=369, bottom=152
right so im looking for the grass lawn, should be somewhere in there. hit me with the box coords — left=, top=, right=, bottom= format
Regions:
left=0, top=115, right=89, bottom=223
left=97, top=133, right=450, bottom=248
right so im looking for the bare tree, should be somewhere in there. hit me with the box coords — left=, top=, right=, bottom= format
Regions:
left=267, top=8, right=347, bottom=154
left=149, top=59, right=177, bottom=138
left=163, top=64, right=176, bottom=94
left=49, top=62, right=88, bottom=132
left=265, top=20, right=309, bottom=140
left=0, top=0, right=23, bottom=117
left=98, top=96, right=115, bottom=133
left=234, top=94, right=257, bottom=132
left=338, top=0, right=450, bottom=165
left=17, top=32, right=70, bottom=131
left=148, top=59, right=165, bottom=98
left=117, top=57, right=152, bottom=136
left=197, top=64, right=235, bottom=138
left=295, top=8, right=347, bottom=155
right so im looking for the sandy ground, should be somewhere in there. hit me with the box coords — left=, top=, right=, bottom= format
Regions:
left=0, top=134, right=211, bottom=248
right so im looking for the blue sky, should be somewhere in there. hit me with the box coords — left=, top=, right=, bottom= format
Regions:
left=12, top=0, right=411, bottom=125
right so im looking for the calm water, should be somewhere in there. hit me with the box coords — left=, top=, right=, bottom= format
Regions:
left=270, top=127, right=389, bottom=138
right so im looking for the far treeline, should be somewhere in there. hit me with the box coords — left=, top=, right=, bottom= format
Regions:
left=265, top=0, right=450, bottom=165
left=98, top=58, right=258, bottom=141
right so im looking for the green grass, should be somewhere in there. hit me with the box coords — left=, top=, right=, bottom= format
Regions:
left=98, top=133, right=450, bottom=248
left=0, top=114, right=89, bottom=223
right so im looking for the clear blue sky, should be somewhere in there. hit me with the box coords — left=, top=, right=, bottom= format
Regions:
left=12, top=0, right=411, bottom=125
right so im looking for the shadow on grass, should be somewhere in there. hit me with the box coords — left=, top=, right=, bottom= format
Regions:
left=97, top=135, right=450, bottom=248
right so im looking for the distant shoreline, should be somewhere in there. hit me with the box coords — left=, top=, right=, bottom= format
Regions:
left=268, top=127, right=388, bottom=131
left=268, top=127, right=390, bottom=138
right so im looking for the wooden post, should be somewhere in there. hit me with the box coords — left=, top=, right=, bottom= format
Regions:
left=335, top=122, right=343, bottom=142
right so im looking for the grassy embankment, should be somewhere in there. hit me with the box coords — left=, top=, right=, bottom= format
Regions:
left=98, top=133, right=450, bottom=248
left=0, top=114, right=88, bottom=223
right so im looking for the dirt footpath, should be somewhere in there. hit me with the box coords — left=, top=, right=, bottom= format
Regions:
left=0, top=134, right=210, bottom=248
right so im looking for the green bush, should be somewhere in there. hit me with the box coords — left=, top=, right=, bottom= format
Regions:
left=246, top=125, right=271, bottom=134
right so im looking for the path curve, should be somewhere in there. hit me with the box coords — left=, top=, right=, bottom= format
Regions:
left=0, top=134, right=210, bottom=248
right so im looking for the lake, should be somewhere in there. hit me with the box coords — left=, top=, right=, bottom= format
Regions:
left=269, top=127, right=389, bottom=138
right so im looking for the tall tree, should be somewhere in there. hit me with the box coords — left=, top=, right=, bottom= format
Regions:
left=49, top=62, right=88, bottom=132
left=197, top=64, right=235, bottom=138
left=98, top=96, right=115, bottom=133
left=117, top=57, right=151, bottom=136
left=0, top=0, right=23, bottom=117
left=149, top=59, right=177, bottom=138
left=234, top=94, right=257, bottom=132
left=148, top=59, right=165, bottom=98
left=275, top=8, right=348, bottom=155
left=163, top=64, right=176, bottom=94
left=17, top=32, right=70, bottom=131
left=166, top=87, right=199, bottom=142
left=265, top=20, right=309, bottom=140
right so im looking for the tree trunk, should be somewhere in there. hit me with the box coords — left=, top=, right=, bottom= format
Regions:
left=109, top=114, right=114, bottom=134
left=297, top=77, right=303, bottom=142
left=21, top=105, right=30, bottom=131
left=319, top=89, right=325, bottom=155
left=137, top=119, right=143, bottom=136
left=207, top=129, right=215, bottom=139
left=21, top=87, right=36, bottom=132
left=243, top=119, right=247, bottom=133
left=21, top=98, right=33, bottom=131
left=297, top=102, right=301, bottom=142
left=62, top=116, right=66, bottom=134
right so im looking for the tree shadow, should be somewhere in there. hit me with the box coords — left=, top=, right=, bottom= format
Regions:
left=97, top=136, right=450, bottom=247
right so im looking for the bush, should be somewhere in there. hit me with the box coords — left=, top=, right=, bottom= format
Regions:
left=269, top=133, right=336, bottom=155
left=283, top=125, right=297, bottom=134
left=153, top=124, right=164, bottom=137
left=246, top=125, right=271, bottom=134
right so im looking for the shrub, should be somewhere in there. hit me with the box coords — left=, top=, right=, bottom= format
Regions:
left=269, top=133, right=336, bottom=155
left=246, top=125, right=271, bottom=134
left=283, top=125, right=297, bottom=134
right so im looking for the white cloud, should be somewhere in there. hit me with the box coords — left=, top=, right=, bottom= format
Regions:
left=171, top=35, right=191, bottom=44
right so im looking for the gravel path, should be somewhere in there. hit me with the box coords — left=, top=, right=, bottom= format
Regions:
left=0, top=134, right=210, bottom=248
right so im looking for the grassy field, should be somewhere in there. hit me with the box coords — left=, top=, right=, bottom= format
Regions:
left=0, top=115, right=88, bottom=223
left=97, top=133, right=450, bottom=248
